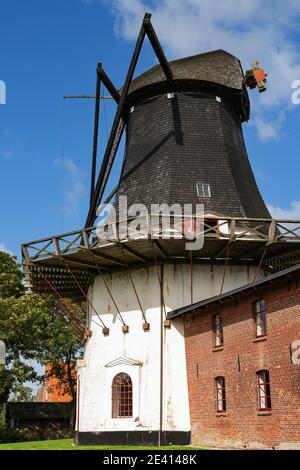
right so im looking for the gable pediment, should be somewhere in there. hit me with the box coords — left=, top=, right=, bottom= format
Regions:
left=105, top=356, right=143, bottom=368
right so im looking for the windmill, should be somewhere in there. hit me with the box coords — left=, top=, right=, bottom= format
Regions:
left=22, top=13, right=300, bottom=446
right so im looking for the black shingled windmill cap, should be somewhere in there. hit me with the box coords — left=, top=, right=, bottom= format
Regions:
left=115, top=49, right=271, bottom=219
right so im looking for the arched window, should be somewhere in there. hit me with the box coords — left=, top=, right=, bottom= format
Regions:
left=112, top=373, right=133, bottom=418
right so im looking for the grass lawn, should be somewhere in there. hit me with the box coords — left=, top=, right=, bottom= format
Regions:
left=0, top=438, right=199, bottom=451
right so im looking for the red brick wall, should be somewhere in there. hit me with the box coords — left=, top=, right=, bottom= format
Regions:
left=40, top=363, right=76, bottom=403
left=184, top=276, right=300, bottom=449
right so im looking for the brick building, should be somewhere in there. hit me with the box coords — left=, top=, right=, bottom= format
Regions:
left=168, top=265, right=300, bottom=449
left=35, top=363, right=76, bottom=403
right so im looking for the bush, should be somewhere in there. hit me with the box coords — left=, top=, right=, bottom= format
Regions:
left=0, top=409, right=72, bottom=442
left=0, top=409, right=6, bottom=433
left=0, top=409, right=36, bottom=443
left=0, top=428, right=28, bottom=444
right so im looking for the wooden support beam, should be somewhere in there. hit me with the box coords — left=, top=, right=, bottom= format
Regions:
left=267, top=219, right=276, bottom=245
left=85, top=16, right=148, bottom=228
left=143, top=14, right=173, bottom=80
left=211, top=240, right=231, bottom=260
left=90, top=249, right=126, bottom=268
left=90, top=63, right=102, bottom=207
left=116, top=242, right=148, bottom=264
left=85, top=13, right=173, bottom=227
left=82, top=231, right=90, bottom=249
left=53, top=238, right=61, bottom=256
left=235, top=242, right=268, bottom=261
left=59, top=256, right=98, bottom=270
left=21, top=244, right=31, bottom=263
left=99, top=67, right=120, bottom=104
left=153, top=240, right=168, bottom=259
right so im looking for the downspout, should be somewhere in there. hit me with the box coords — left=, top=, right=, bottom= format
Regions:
left=158, top=264, right=164, bottom=446
left=76, top=375, right=80, bottom=433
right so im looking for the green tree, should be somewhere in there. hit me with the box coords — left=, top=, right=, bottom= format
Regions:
left=0, top=252, right=23, bottom=298
left=0, top=251, right=83, bottom=410
left=10, top=385, right=34, bottom=402
left=0, top=367, right=13, bottom=403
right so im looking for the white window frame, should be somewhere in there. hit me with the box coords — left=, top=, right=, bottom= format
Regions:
left=196, top=183, right=211, bottom=198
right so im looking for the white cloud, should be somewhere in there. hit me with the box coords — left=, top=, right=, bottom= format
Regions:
left=254, top=119, right=279, bottom=142
left=0, top=243, right=13, bottom=255
left=252, top=108, right=288, bottom=142
left=54, top=158, right=87, bottom=216
left=268, top=201, right=300, bottom=219
left=104, top=0, right=300, bottom=141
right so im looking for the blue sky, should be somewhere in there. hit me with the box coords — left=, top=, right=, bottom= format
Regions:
left=1, top=0, right=300, bottom=258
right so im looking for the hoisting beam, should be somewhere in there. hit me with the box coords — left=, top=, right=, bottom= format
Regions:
left=85, top=12, right=173, bottom=229
left=64, top=64, right=121, bottom=208
left=63, top=95, right=113, bottom=99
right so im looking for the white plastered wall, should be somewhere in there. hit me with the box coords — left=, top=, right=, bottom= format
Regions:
left=77, top=263, right=261, bottom=433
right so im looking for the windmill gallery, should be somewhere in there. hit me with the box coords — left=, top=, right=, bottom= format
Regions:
left=22, top=13, right=300, bottom=449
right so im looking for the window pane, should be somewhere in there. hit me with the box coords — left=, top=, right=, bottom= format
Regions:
left=257, top=371, right=271, bottom=411
left=213, top=314, right=223, bottom=347
left=216, top=377, right=226, bottom=412
left=196, top=183, right=211, bottom=198
left=256, top=313, right=262, bottom=336
left=254, top=300, right=267, bottom=337
left=112, top=373, right=133, bottom=418
left=262, top=311, right=267, bottom=336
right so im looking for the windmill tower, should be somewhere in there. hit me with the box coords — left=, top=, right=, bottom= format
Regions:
left=22, top=14, right=300, bottom=446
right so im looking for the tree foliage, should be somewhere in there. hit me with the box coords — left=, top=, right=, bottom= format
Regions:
left=0, top=252, right=23, bottom=298
left=10, top=385, right=34, bottom=402
left=0, top=251, right=83, bottom=404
